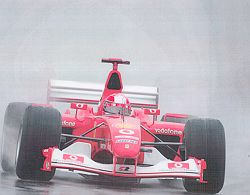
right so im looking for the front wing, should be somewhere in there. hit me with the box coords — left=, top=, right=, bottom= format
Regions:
left=42, top=147, right=207, bottom=183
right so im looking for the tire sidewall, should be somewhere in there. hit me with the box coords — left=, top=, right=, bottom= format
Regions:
left=1, top=102, right=30, bottom=172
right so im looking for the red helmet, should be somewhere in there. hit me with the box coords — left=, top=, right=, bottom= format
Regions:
left=103, top=93, right=132, bottom=116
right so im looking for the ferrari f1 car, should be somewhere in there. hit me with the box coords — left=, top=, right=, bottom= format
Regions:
left=1, top=59, right=225, bottom=193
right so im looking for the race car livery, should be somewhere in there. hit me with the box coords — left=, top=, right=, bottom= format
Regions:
left=1, top=58, right=225, bottom=194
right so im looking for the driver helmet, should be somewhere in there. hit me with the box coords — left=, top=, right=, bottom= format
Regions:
left=103, top=93, right=132, bottom=116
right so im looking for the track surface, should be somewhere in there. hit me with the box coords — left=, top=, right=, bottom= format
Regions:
left=0, top=169, right=248, bottom=195
left=1, top=171, right=187, bottom=195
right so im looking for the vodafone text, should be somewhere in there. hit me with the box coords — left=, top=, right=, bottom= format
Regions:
left=155, top=128, right=182, bottom=135
left=62, top=120, right=76, bottom=127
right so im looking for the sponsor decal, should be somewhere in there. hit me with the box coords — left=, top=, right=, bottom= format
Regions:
left=119, top=129, right=135, bottom=135
left=115, top=139, right=138, bottom=144
left=119, top=166, right=130, bottom=172
left=63, top=154, right=84, bottom=164
left=155, top=128, right=182, bottom=135
left=115, top=135, right=139, bottom=140
left=144, top=108, right=160, bottom=115
left=62, top=120, right=76, bottom=127
left=115, top=123, right=136, bottom=129
left=168, top=162, right=189, bottom=169
left=116, top=165, right=135, bottom=173
left=75, top=103, right=85, bottom=109
left=71, top=103, right=87, bottom=110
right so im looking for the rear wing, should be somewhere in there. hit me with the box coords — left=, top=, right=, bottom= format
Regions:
left=47, top=80, right=159, bottom=111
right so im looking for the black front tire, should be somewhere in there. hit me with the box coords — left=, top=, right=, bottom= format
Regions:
left=1, top=102, right=30, bottom=173
left=16, top=105, right=62, bottom=181
left=183, top=118, right=225, bottom=194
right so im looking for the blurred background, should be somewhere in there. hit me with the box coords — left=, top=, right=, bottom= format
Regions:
left=0, top=0, right=249, bottom=194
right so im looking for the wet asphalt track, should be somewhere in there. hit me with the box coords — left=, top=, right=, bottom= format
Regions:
left=0, top=171, right=187, bottom=195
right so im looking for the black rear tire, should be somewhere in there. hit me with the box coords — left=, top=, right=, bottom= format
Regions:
left=16, top=105, right=62, bottom=181
left=1, top=102, right=30, bottom=173
left=183, top=118, right=225, bottom=194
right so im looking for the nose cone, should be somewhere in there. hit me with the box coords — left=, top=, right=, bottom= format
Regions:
left=106, top=116, right=141, bottom=158
left=113, top=131, right=141, bottom=158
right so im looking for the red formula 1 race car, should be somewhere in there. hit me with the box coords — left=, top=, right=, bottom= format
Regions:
left=1, top=59, right=225, bottom=194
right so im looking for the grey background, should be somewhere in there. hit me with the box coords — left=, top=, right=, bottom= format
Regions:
left=0, top=0, right=249, bottom=194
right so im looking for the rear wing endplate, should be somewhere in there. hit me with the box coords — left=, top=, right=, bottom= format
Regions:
left=47, top=80, right=159, bottom=110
